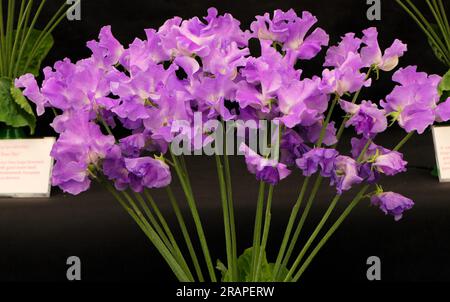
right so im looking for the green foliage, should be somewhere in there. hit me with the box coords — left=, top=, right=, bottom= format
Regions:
left=15, top=29, right=54, bottom=76
left=0, top=77, right=35, bottom=134
left=217, top=247, right=292, bottom=282
left=438, top=69, right=450, bottom=99
left=0, top=0, right=69, bottom=135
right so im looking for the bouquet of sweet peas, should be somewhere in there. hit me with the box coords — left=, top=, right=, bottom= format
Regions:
left=15, top=8, right=450, bottom=282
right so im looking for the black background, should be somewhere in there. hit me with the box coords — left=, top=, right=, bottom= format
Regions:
left=1, top=0, right=450, bottom=286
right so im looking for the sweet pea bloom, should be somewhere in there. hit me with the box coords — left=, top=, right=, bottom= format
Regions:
left=360, top=27, right=407, bottom=71
left=371, top=192, right=414, bottom=221
left=124, top=157, right=172, bottom=192
left=240, top=143, right=291, bottom=185
left=330, top=155, right=363, bottom=194
left=382, top=66, right=450, bottom=134
left=340, top=100, right=387, bottom=138
left=296, top=148, right=338, bottom=177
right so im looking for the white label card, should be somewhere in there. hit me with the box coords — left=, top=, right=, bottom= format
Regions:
left=432, top=126, right=450, bottom=182
left=0, top=137, right=55, bottom=197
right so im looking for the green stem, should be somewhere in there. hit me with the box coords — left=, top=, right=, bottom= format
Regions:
left=250, top=181, right=266, bottom=280
left=222, top=121, right=238, bottom=280
left=7, top=0, right=26, bottom=77
left=427, top=0, right=450, bottom=51
left=254, top=185, right=274, bottom=281
left=393, top=132, right=414, bottom=151
left=171, top=152, right=217, bottom=282
left=141, top=189, right=194, bottom=281
left=20, top=1, right=70, bottom=76
left=272, top=177, right=310, bottom=280
left=284, top=194, right=341, bottom=281
left=292, top=185, right=370, bottom=282
left=215, top=154, right=234, bottom=281
left=0, top=0, right=5, bottom=74
left=166, top=186, right=205, bottom=282
left=437, top=0, right=450, bottom=42
left=278, top=175, right=323, bottom=280
left=12, top=0, right=46, bottom=76
left=131, top=191, right=174, bottom=254
left=102, top=182, right=191, bottom=282
left=397, top=0, right=450, bottom=65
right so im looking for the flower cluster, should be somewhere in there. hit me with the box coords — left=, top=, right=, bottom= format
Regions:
left=15, top=8, right=448, bottom=221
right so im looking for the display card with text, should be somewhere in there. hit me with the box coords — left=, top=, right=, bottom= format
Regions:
left=0, top=138, right=55, bottom=197
left=432, top=126, right=450, bottom=182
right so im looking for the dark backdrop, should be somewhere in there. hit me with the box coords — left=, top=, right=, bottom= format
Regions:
left=1, top=0, right=450, bottom=286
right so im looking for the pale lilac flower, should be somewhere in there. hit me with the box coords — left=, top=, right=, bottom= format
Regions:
left=15, top=74, right=48, bottom=116
left=324, top=33, right=362, bottom=67
left=360, top=27, right=407, bottom=71
left=124, top=157, right=172, bottom=192
left=371, top=192, right=414, bottom=221
left=50, top=112, right=115, bottom=195
left=330, top=155, right=363, bottom=194
left=87, top=26, right=124, bottom=67
left=340, top=100, right=387, bottom=138
left=250, top=9, right=329, bottom=63
left=240, top=143, right=291, bottom=185
left=280, top=129, right=311, bottom=166
left=373, top=151, right=407, bottom=176
left=296, top=148, right=338, bottom=177
left=382, top=66, right=442, bottom=134
left=320, top=52, right=371, bottom=96
left=278, top=77, right=329, bottom=128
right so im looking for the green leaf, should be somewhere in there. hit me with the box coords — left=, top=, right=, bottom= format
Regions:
left=216, top=259, right=230, bottom=282
left=15, top=28, right=54, bottom=77
left=237, top=247, right=273, bottom=282
left=439, top=69, right=450, bottom=95
left=0, top=77, right=36, bottom=134
left=438, top=69, right=450, bottom=103
left=428, top=24, right=449, bottom=66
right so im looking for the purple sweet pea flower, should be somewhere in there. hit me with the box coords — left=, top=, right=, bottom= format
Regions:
left=15, top=73, right=48, bottom=116
left=280, top=129, right=311, bottom=166
left=435, top=97, right=450, bottom=123
left=320, top=52, right=371, bottom=96
left=124, top=156, right=172, bottom=192
left=360, top=27, right=407, bottom=71
left=250, top=9, right=328, bottom=63
left=340, top=100, right=387, bottom=138
left=330, top=155, right=363, bottom=194
left=103, top=145, right=130, bottom=191
left=301, top=121, right=338, bottom=146
left=278, top=77, right=329, bottom=128
left=324, top=33, right=362, bottom=67
left=50, top=112, right=115, bottom=195
left=373, top=151, right=407, bottom=176
left=87, top=26, right=124, bottom=67
left=240, top=143, right=291, bottom=185
left=382, top=66, right=442, bottom=134
left=296, top=148, right=338, bottom=177
left=371, top=192, right=414, bottom=221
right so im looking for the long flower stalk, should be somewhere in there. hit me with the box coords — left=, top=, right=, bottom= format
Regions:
left=171, top=152, right=217, bottom=282
left=166, top=186, right=205, bottom=282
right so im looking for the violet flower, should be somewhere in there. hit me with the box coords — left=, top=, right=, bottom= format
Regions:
left=360, top=27, right=407, bottom=71
left=371, top=192, right=414, bottom=221
left=340, top=100, right=387, bottom=138
left=330, top=155, right=363, bottom=194
left=240, top=143, right=291, bottom=185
